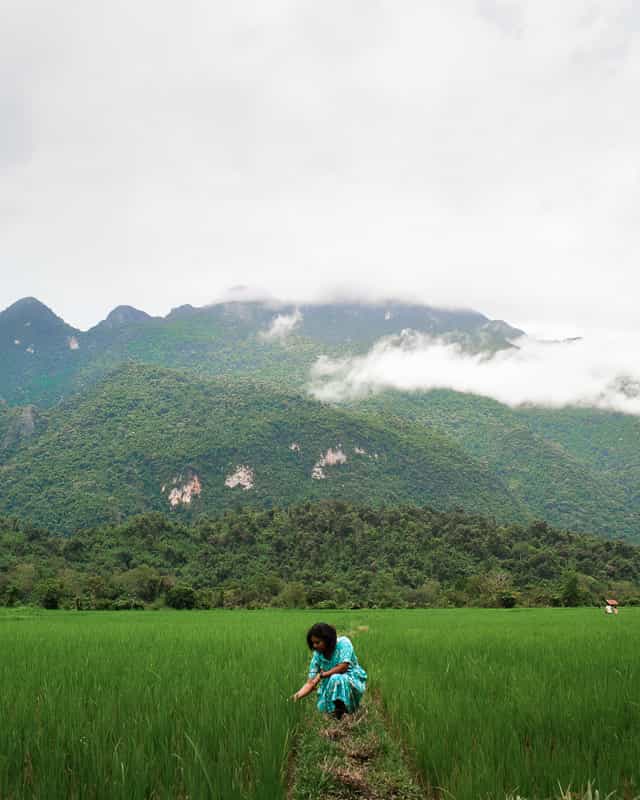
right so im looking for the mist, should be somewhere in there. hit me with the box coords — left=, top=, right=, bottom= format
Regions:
left=259, top=309, right=302, bottom=340
left=308, top=330, right=640, bottom=415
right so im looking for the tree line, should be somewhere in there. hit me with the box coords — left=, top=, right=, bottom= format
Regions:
left=1, top=502, right=639, bottom=610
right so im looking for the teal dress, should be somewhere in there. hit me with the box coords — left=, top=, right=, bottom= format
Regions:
left=308, top=636, right=367, bottom=714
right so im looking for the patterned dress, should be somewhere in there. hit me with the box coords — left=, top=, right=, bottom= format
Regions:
left=308, top=635, right=368, bottom=714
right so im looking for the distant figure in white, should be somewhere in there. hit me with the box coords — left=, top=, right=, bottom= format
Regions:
left=604, top=598, right=619, bottom=615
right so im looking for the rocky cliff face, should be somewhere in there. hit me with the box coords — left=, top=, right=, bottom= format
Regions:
left=1, top=405, right=39, bottom=453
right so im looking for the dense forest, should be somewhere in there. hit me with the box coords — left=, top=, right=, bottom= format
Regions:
left=3, top=297, right=640, bottom=541
left=0, top=365, right=529, bottom=532
left=3, top=363, right=640, bottom=540
left=2, top=502, right=639, bottom=610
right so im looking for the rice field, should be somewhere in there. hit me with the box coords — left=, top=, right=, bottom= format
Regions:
left=0, top=609, right=308, bottom=800
left=0, top=607, right=638, bottom=799
left=357, top=609, right=640, bottom=800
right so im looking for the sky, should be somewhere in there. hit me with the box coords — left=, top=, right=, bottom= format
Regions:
left=1, top=0, right=639, bottom=335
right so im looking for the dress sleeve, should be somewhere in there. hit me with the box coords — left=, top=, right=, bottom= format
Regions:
left=308, top=651, right=320, bottom=680
left=336, top=637, right=355, bottom=665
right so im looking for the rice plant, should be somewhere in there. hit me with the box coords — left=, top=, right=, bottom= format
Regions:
left=1, top=607, right=638, bottom=799
left=357, top=608, right=640, bottom=800
left=0, top=609, right=311, bottom=799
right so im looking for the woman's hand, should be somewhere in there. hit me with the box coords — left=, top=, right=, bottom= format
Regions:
left=292, top=676, right=321, bottom=702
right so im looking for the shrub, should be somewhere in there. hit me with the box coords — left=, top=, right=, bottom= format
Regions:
left=276, top=582, right=307, bottom=608
left=561, top=572, right=581, bottom=607
left=499, top=593, right=517, bottom=609
left=113, top=597, right=144, bottom=610
left=38, top=580, right=62, bottom=610
left=166, top=583, right=196, bottom=609
left=195, top=588, right=216, bottom=609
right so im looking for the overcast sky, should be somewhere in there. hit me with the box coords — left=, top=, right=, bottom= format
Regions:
left=2, top=0, right=639, bottom=333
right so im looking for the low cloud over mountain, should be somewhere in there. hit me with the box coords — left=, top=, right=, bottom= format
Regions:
left=309, top=330, right=640, bottom=415
left=259, top=309, right=303, bottom=341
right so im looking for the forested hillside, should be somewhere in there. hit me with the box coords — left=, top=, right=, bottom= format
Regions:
left=1, top=503, right=638, bottom=609
left=361, top=391, right=640, bottom=539
left=2, top=296, right=640, bottom=542
left=0, top=365, right=525, bottom=532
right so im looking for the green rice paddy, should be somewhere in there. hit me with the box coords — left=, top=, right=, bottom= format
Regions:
left=0, top=608, right=638, bottom=799
left=358, top=609, right=640, bottom=799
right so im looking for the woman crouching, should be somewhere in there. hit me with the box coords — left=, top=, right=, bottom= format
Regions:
left=293, top=623, right=367, bottom=719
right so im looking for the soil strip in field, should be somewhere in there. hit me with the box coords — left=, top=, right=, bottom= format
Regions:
left=288, top=692, right=427, bottom=800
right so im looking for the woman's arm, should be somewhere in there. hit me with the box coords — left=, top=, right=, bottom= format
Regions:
left=292, top=675, right=321, bottom=701
left=293, top=660, right=350, bottom=700
left=318, top=662, right=349, bottom=678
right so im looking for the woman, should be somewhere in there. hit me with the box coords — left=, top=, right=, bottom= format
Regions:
left=292, top=622, right=367, bottom=719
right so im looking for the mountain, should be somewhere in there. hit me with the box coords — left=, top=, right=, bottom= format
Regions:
left=518, top=406, right=640, bottom=525
left=96, top=306, right=154, bottom=329
left=284, top=302, right=524, bottom=348
left=0, top=364, right=527, bottom=532
left=0, top=402, right=14, bottom=453
left=0, top=297, right=524, bottom=407
left=360, top=391, right=640, bottom=540
left=1, top=295, right=639, bottom=543
left=0, top=298, right=82, bottom=406
left=0, top=404, right=39, bottom=454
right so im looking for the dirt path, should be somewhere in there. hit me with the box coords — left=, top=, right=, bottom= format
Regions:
left=287, top=692, right=427, bottom=800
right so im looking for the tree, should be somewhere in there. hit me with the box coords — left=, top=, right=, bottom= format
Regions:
left=166, top=583, right=196, bottom=609
left=405, top=580, right=443, bottom=607
left=499, top=593, right=517, bottom=609
left=277, top=582, right=307, bottom=608
left=38, top=579, right=62, bottom=610
left=561, top=572, right=581, bottom=607
left=114, top=566, right=163, bottom=602
left=466, top=571, right=513, bottom=607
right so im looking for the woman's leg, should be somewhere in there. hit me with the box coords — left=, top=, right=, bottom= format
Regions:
left=316, top=675, right=357, bottom=715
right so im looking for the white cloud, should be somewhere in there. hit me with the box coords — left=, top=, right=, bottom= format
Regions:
left=260, top=309, right=302, bottom=341
left=308, top=329, right=640, bottom=414
left=1, top=1, right=639, bottom=331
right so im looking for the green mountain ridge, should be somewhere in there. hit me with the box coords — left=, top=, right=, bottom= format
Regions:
left=1, top=295, right=639, bottom=542
left=0, top=365, right=527, bottom=532
left=360, top=391, right=640, bottom=540
left=0, top=297, right=522, bottom=406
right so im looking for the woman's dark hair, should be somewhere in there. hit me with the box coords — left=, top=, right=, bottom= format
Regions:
left=307, top=622, right=337, bottom=655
